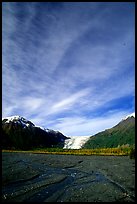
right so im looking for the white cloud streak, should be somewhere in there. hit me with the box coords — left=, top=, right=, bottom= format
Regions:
left=51, top=88, right=90, bottom=111
left=50, top=110, right=133, bottom=136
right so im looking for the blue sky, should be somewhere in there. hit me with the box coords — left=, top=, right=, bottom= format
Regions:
left=2, top=2, right=135, bottom=136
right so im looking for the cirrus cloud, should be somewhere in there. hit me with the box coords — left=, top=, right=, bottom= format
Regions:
left=2, top=2, right=135, bottom=136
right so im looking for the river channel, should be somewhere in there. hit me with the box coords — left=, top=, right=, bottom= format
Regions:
left=2, top=152, right=135, bottom=202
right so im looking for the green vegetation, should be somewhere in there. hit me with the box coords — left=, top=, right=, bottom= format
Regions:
left=2, top=146, right=135, bottom=157
left=83, top=129, right=135, bottom=149
left=83, top=117, right=135, bottom=149
left=2, top=123, right=67, bottom=150
left=2, top=116, right=135, bottom=159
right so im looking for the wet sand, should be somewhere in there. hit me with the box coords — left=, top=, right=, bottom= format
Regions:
left=2, top=152, right=135, bottom=202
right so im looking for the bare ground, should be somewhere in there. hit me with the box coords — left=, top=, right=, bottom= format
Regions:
left=2, top=152, right=135, bottom=202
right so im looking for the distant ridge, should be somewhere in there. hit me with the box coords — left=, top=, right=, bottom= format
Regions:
left=2, top=113, right=135, bottom=150
left=82, top=113, right=135, bottom=149
left=121, top=112, right=135, bottom=121
left=2, top=115, right=68, bottom=150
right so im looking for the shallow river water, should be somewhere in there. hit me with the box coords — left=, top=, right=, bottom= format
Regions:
left=2, top=152, right=135, bottom=202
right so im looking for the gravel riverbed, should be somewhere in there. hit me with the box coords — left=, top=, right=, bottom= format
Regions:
left=2, top=152, right=135, bottom=202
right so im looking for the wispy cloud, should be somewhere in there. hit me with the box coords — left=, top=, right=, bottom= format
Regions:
left=46, top=110, right=133, bottom=136
left=2, top=2, right=135, bottom=136
left=51, top=88, right=90, bottom=112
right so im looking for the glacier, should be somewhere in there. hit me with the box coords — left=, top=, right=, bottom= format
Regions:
left=63, top=136, right=91, bottom=149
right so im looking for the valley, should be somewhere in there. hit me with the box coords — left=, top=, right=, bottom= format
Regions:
left=2, top=114, right=135, bottom=150
left=2, top=114, right=135, bottom=202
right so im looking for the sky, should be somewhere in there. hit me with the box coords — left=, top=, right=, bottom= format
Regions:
left=2, top=2, right=135, bottom=136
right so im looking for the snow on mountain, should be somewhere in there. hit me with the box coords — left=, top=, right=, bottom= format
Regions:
left=44, top=128, right=60, bottom=134
left=2, top=115, right=23, bottom=122
left=2, top=115, right=35, bottom=127
left=3, top=112, right=135, bottom=148
left=35, top=126, right=60, bottom=134
left=2, top=116, right=62, bottom=134
left=122, top=112, right=135, bottom=121
left=63, top=136, right=91, bottom=149
left=35, top=125, right=45, bottom=130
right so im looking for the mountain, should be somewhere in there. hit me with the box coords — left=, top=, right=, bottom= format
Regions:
left=82, top=113, right=135, bottom=149
left=122, top=112, right=135, bottom=120
left=2, top=116, right=68, bottom=150
left=63, top=136, right=91, bottom=149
